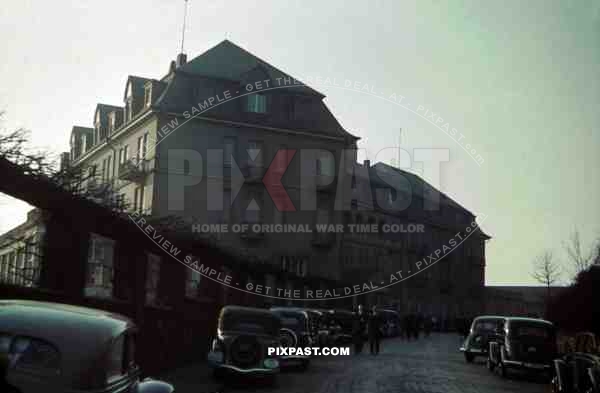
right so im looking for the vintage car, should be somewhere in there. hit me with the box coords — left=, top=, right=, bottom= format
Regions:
left=303, top=309, right=324, bottom=347
left=551, top=332, right=600, bottom=393
left=318, top=310, right=355, bottom=346
left=270, top=308, right=311, bottom=369
left=459, top=315, right=506, bottom=363
left=207, top=306, right=281, bottom=381
left=0, top=299, right=174, bottom=393
left=487, top=317, right=557, bottom=378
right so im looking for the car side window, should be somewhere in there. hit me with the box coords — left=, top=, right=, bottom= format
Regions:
left=10, top=336, right=60, bottom=376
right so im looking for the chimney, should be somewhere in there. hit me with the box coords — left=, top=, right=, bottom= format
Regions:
left=363, top=159, right=370, bottom=168
left=169, top=60, right=176, bottom=74
left=176, top=53, right=187, bottom=68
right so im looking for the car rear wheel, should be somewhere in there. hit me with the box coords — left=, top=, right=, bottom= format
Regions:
left=464, top=352, right=474, bottom=363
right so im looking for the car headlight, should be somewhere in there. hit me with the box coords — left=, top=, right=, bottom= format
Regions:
left=263, top=358, right=279, bottom=369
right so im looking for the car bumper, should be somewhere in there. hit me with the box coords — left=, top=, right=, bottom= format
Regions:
left=503, top=360, right=551, bottom=371
left=208, top=352, right=280, bottom=376
left=460, top=347, right=487, bottom=354
left=211, top=363, right=280, bottom=376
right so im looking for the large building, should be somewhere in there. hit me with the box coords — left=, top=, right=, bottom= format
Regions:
left=1, top=40, right=490, bottom=324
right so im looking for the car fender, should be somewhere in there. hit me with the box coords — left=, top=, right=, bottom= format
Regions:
left=136, top=378, right=175, bottom=393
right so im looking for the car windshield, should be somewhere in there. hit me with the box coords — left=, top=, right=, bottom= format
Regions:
left=220, top=312, right=280, bottom=336
left=473, top=320, right=503, bottom=332
left=513, top=324, right=553, bottom=338
left=274, top=312, right=306, bottom=331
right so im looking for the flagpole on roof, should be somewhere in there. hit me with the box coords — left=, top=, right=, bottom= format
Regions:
left=180, top=0, right=190, bottom=54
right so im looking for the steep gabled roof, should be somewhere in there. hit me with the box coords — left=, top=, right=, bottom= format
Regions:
left=95, top=103, right=122, bottom=120
left=124, top=75, right=152, bottom=101
left=180, top=40, right=324, bottom=97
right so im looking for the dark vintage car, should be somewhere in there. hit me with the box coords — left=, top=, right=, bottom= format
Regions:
left=303, top=309, right=324, bottom=347
left=207, top=306, right=281, bottom=381
left=487, top=317, right=557, bottom=378
left=0, top=299, right=174, bottom=393
left=459, top=315, right=506, bottom=363
left=318, top=310, right=355, bottom=346
left=270, top=308, right=311, bottom=370
left=551, top=332, right=600, bottom=393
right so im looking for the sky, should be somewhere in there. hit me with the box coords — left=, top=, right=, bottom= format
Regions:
left=0, top=0, right=598, bottom=285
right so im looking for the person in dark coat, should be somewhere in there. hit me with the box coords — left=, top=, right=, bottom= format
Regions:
left=368, top=306, right=383, bottom=355
left=352, top=304, right=367, bottom=354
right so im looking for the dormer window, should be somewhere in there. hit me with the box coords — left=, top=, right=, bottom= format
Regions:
left=246, top=94, right=267, bottom=113
left=108, top=112, right=115, bottom=134
left=144, top=86, right=152, bottom=108
left=125, top=82, right=133, bottom=122
left=94, top=111, right=101, bottom=143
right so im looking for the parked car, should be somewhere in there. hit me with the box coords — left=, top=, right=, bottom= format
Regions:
left=551, top=332, right=600, bottom=393
left=270, top=308, right=311, bottom=370
left=318, top=310, right=355, bottom=346
left=303, top=309, right=325, bottom=347
left=207, top=306, right=282, bottom=382
left=0, top=299, right=174, bottom=393
left=487, top=317, right=557, bottom=379
left=459, top=315, right=506, bottom=363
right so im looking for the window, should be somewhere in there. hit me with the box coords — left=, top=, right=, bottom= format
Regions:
left=10, top=337, right=60, bottom=376
left=185, top=255, right=201, bottom=298
left=244, top=190, right=262, bottom=224
left=285, top=95, right=295, bottom=119
left=145, top=253, right=161, bottom=305
left=81, top=134, right=87, bottom=153
left=137, top=133, right=148, bottom=161
left=133, top=186, right=145, bottom=214
left=316, top=208, right=329, bottom=226
left=316, top=152, right=335, bottom=177
left=223, top=137, right=235, bottom=167
left=247, top=141, right=263, bottom=167
left=386, top=189, right=394, bottom=207
left=107, top=155, right=112, bottom=180
left=246, top=94, right=267, bottom=113
left=275, top=145, right=288, bottom=174
left=123, top=145, right=129, bottom=163
left=144, top=86, right=152, bottom=107
left=101, top=159, right=107, bottom=182
left=85, top=234, right=115, bottom=298
left=0, top=254, right=7, bottom=282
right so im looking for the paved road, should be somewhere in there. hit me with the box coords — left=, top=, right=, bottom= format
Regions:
left=164, top=333, right=549, bottom=393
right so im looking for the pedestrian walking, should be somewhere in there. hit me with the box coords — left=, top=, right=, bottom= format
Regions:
left=353, top=304, right=367, bottom=354
left=368, top=306, right=383, bottom=355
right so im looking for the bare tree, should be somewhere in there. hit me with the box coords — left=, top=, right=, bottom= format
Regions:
left=531, top=250, right=562, bottom=303
left=563, top=229, right=595, bottom=280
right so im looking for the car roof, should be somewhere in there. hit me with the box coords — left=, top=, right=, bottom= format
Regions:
left=506, top=317, right=554, bottom=325
left=473, top=315, right=506, bottom=321
left=220, top=305, right=278, bottom=317
left=270, top=307, right=308, bottom=316
left=0, top=300, right=134, bottom=388
left=0, top=299, right=133, bottom=340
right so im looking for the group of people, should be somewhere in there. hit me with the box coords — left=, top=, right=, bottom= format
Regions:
left=352, top=305, right=384, bottom=355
